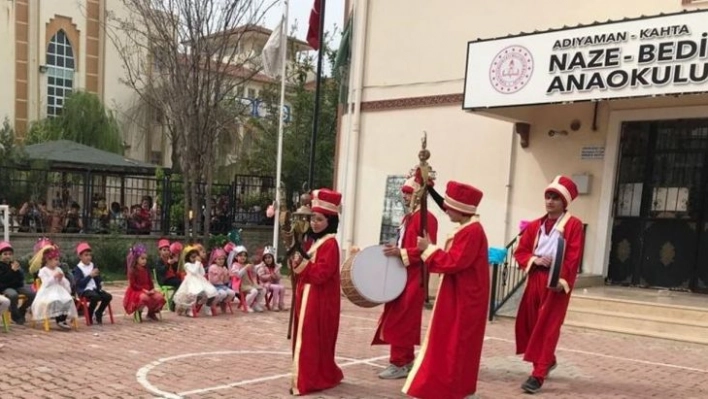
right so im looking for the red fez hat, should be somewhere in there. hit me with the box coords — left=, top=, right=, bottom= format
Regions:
left=444, top=181, right=483, bottom=215
left=311, top=188, right=342, bottom=216
left=401, top=177, right=420, bottom=194
left=545, top=175, right=578, bottom=208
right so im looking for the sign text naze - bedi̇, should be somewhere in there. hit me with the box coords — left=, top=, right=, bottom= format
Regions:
left=546, top=24, right=708, bottom=94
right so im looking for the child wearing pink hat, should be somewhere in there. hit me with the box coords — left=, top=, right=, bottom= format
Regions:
left=72, top=242, right=113, bottom=325
left=207, top=249, right=236, bottom=310
left=155, top=239, right=181, bottom=311
left=0, top=241, right=35, bottom=324
left=124, top=244, right=166, bottom=321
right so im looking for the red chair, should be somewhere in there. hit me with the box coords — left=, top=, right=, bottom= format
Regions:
left=76, top=296, right=115, bottom=325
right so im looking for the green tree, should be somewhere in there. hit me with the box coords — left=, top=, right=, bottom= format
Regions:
left=240, top=37, right=340, bottom=204
left=25, top=91, right=124, bottom=154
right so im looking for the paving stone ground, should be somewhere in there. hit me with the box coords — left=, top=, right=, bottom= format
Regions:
left=1, top=283, right=708, bottom=399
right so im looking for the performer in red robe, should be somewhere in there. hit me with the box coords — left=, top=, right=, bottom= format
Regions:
left=290, top=188, right=344, bottom=396
left=374, top=176, right=438, bottom=379
left=402, top=181, right=488, bottom=399
left=514, top=175, right=585, bottom=394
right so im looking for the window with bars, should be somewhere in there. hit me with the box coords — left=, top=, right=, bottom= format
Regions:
left=46, top=30, right=75, bottom=117
left=379, top=175, right=407, bottom=245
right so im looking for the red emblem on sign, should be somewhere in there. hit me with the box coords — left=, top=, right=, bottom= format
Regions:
left=489, top=45, right=534, bottom=94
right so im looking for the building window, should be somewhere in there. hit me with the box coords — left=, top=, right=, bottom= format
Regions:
left=150, top=151, right=163, bottom=165
left=379, top=175, right=407, bottom=245
left=46, top=30, right=75, bottom=117
left=247, top=88, right=257, bottom=99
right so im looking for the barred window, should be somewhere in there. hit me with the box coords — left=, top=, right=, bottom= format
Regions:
left=379, top=175, right=407, bottom=245
left=46, top=30, right=75, bottom=117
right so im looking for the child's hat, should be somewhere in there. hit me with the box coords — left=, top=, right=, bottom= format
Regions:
left=224, top=242, right=236, bottom=254
left=263, top=246, right=276, bottom=257
left=170, top=242, right=183, bottom=256
left=157, top=239, right=170, bottom=249
left=0, top=241, right=12, bottom=254
left=34, top=237, right=54, bottom=253
left=235, top=245, right=248, bottom=255
left=76, top=242, right=92, bottom=256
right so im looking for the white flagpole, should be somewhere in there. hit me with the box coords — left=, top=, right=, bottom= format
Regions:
left=272, top=0, right=289, bottom=255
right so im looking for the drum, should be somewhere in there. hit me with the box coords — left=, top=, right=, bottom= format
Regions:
left=547, top=236, right=565, bottom=288
left=341, top=245, right=408, bottom=308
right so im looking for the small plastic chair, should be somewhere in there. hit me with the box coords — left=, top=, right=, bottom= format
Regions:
left=152, top=268, right=176, bottom=311
left=77, top=295, right=115, bottom=326
left=1, top=310, right=10, bottom=333
left=31, top=279, right=79, bottom=332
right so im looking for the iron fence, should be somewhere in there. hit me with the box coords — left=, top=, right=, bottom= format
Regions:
left=0, top=166, right=275, bottom=235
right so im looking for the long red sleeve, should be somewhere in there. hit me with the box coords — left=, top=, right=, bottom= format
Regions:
left=560, top=218, right=584, bottom=290
left=422, top=221, right=482, bottom=274
left=403, top=211, right=438, bottom=266
left=514, top=219, right=542, bottom=271
left=296, top=237, right=340, bottom=285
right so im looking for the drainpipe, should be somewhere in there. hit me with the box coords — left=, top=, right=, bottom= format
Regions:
left=340, top=0, right=368, bottom=254
left=503, top=130, right=518, bottom=243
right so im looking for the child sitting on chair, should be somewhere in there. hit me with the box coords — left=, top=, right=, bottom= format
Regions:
left=72, top=243, right=113, bottom=325
left=30, top=246, right=78, bottom=330
left=256, top=246, right=285, bottom=311
left=173, top=245, right=217, bottom=317
left=230, top=246, right=265, bottom=313
left=123, top=244, right=166, bottom=321
left=207, top=249, right=236, bottom=311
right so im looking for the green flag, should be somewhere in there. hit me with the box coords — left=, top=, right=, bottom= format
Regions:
left=334, top=17, right=352, bottom=104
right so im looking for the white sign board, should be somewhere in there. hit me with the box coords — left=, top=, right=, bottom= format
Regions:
left=581, top=146, right=605, bottom=160
left=463, top=10, right=708, bottom=109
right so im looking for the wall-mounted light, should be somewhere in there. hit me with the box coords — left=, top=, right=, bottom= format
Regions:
left=38, top=65, right=48, bottom=73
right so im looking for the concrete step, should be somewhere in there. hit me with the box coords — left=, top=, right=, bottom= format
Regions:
left=566, top=293, right=708, bottom=345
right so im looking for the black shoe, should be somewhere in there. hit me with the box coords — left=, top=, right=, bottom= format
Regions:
left=521, top=376, right=543, bottom=394
left=168, top=300, right=176, bottom=312
left=94, top=314, right=103, bottom=325
left=14, top=316, right=26, bottom=325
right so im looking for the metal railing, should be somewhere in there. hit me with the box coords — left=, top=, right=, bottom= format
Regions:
left=488, top=232, right=526, bottom=321
left=488, top=223, right=588, bottom=321
left=0, top=166, right=275, bottom=235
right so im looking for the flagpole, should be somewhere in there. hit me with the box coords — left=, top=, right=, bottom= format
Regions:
left=273, top=0, right=289, bottom=253
left=307, top=0, right=326, bottom=190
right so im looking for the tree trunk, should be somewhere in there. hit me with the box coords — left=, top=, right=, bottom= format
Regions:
left=182, top=173, right=190, bottom=237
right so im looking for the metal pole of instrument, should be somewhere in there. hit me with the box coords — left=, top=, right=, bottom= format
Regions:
left=307, top=0, right=327, bottom=190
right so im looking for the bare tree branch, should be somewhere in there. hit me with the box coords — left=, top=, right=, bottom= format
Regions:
left=106, top=0, right=278, bottom=236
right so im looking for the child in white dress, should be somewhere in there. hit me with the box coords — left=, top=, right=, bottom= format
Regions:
left=30, top=246, right=78, bottom=330
left=173, top=245, right=217, bottom=317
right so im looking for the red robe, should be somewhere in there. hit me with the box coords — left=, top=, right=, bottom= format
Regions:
left=402, top=218, right=489, bottom=399
left=291, top=234, right=343, bottom=396
left=372, top=209, right=438, bottom=349
left=514, top=212, right=584, bottom=375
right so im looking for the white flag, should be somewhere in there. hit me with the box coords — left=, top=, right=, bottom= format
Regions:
left=262, top=19, right=285, bottom=79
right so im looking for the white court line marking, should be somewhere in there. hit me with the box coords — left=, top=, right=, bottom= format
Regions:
left=136, top=350, right=389, bottom=398
left=342, top=314, right=708, bottom=374
left=486, top=336, right=708, bottom=374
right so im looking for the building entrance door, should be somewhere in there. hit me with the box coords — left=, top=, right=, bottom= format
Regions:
left=608, top=119, right=708, bottom=292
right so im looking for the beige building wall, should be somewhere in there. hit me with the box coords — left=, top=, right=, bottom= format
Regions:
left=338, top=0, right=708, bottom=276
left=0, top=2, right=16, bottom=126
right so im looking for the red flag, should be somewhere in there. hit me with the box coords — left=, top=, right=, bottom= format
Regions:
left=306, top=0, right=322, bottom=50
